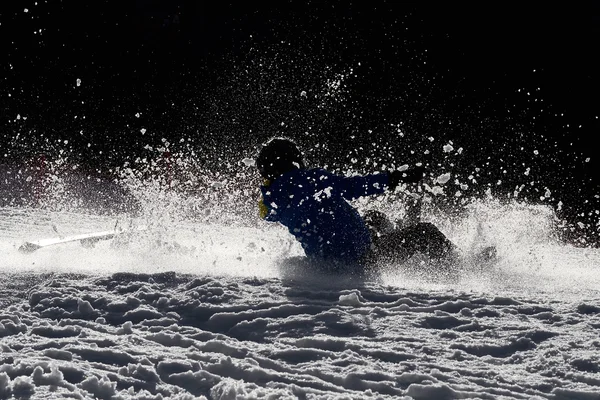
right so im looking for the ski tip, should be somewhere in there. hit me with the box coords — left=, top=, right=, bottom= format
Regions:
left=18, top=242, right=42, bottom=254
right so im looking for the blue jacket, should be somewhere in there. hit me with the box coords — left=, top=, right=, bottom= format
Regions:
left=260, top=168, right=389, bottom=264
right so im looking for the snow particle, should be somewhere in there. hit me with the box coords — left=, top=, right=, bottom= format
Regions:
left=443, top=144, right=454, bottom=153
left=436, top=173, right=451, bottom=185
left=241, top=158, right=255, bottom=167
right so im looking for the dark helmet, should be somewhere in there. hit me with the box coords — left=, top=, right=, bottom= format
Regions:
left=256, top=137, right=305, bottom=180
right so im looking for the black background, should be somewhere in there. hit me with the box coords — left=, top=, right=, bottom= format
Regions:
left=1, top=2, right=599, bottom=243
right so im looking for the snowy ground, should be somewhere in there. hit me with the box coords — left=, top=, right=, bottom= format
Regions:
left=1, top=207, right=600, bottom=399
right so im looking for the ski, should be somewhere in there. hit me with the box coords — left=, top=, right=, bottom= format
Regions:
left=18, top=225, right=147, bottom=254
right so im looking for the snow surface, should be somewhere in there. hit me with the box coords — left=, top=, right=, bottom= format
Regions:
left=1, top=206, right=600, bottom=399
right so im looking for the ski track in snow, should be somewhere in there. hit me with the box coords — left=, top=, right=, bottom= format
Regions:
left=1, top=208, right=600, bottom=399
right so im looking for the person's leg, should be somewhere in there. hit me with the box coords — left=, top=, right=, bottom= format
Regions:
left=373, top=222, right=456, bottom=262
left=363, top=210, right=394, bottom=239
left=401, top=194, right=422, bottom=228
left=407, top=222, right=456, bottom=258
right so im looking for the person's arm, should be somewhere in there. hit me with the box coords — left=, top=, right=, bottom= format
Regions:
left=330, top=166, right=426, bottom=200
left=329, top=172, right=389, bottom=201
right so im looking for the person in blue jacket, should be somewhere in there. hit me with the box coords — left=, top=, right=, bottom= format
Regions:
left=256, top=137, right=456, bottom=271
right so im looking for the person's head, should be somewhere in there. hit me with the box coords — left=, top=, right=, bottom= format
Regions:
left=256, top=137, right=305, bottom=180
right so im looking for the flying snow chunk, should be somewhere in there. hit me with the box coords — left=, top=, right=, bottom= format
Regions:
left=140, top=128, right=146, bottom=135
left=429, top=186, right=445, bottom=195
left=242, top=158, right=255, bottom=167
left=443, top=144, right=454, bottom=153
left=436, top=173, right=451, bottom=185
left=76, top=78, right=81, bottom=87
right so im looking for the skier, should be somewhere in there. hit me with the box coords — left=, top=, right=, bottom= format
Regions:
left=255, top=137, right=457, bottom=273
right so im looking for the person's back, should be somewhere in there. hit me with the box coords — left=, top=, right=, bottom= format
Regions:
left=260, top=167, right=387, bottom=264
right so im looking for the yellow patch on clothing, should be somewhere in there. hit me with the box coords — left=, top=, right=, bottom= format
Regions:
left=258, top=199, right=268, bottom=219
left=258, top=179, right=271, bottom=219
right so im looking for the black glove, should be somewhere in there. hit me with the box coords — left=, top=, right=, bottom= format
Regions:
left=388, top=166, right=426, bottom=190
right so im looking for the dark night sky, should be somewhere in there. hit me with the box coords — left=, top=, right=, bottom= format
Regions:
left=1, top=1, right=599, bottom=241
